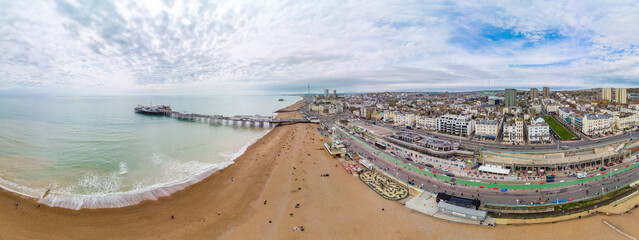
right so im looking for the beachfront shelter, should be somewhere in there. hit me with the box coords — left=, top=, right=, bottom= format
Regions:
left=478, top=164, right=511, bottom=175
left=437, top=201, right=487, bottom=221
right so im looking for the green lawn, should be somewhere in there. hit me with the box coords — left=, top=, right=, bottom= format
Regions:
left=543, top=116, right=577, bottom=140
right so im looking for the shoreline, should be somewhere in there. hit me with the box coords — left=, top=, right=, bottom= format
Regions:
left=0, top=99, right=305, bottom=210
left=37, top=128, right=274, bottom=210
left=2, top=98, right=639, bottom=239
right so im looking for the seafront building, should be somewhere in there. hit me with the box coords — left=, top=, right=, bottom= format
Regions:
left=475, top=119, right=500, bottom=141
left=437, top=114, right=475, bottom=137
left=342, top=88, right=636, bottom=146
left=572, top=114, right=615, bottom=136
left=527, top=117, right=550, bottom=144
left=502, top=117, right=524, bottom=144
left=615, top=113, right=638, bottom=130
left=416, top=115, right=438, bottom=130
left=337, top=89, right=639, bottom=181
left=394, top=113, right=416, bottom=127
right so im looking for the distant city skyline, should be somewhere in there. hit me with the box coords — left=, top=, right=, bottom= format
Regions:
left=1, top=1, right=639, bottom=95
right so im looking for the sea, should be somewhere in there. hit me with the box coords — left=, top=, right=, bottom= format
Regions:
left=0, top=94, right=301, bottom=209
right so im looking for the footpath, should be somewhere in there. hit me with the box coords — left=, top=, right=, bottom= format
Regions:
left=497, top=179, right=639, bottom=225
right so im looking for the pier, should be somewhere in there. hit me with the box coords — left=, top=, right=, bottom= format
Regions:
left=135, top=105, right=317, bottom=127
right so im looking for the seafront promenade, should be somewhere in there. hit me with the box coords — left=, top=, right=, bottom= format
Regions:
left=336, top=124, right=639, bottom=191
left=329, top=120, right=639, bottom=227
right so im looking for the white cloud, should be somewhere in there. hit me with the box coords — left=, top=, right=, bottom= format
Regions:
left=0, top=0, right=638, bottom=94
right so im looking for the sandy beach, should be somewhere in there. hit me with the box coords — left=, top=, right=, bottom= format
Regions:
left=1, top=100, right=638, bottom=240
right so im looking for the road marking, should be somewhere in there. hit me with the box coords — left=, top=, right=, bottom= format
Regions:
left=603, top=220, right=637, bottom=240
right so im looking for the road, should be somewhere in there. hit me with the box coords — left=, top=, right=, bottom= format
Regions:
left=369, top=120, right=635, bottom=153
left=332, top=121, right=639, bottom=206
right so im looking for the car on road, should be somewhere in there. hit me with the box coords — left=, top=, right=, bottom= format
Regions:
left=600, top=167, right=606, bottom=171
left=424, top=163, right=434, bottom=168
left=499, top=146, right=507, bottom=149
left=546, top=178, right=555, bottom=182
left=595, top=140, right=601, bottom=143
left=568, top=173, right=577, bottom=177
left=445, top=173, right=455, bottom=177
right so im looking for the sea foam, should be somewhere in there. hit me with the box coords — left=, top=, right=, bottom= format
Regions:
left=32, top=128, right=272, bottom=210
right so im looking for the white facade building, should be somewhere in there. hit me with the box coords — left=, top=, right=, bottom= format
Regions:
left=416, top=116, right=438, bottom=130
left=527, top=117, right=550, bottom=143
left=437, top=114, right=475, bottom=136
left=615, top=113, right=638, bottom=130
left=394, top=113, right=416, bottom=127
left=581, top=114, right=614, bottom=136
left=502, top=118, right=524, bottom=144
left=475, top=119, right=500, bottom=140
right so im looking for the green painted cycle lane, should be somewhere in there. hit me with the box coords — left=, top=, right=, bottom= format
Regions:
left=334, top=124, right=639, bottom=190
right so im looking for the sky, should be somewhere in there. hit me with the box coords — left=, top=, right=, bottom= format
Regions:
left=1, top=0, right=639, bottom=95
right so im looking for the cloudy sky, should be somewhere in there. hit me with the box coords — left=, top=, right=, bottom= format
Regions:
left=1, top=0, right=639, bottom=95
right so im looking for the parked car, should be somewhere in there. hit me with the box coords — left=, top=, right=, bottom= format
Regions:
left=499, top=146, right=507, bottom=149
left=568, top=173, right=577, bottom=177
left=546, top=178, right=555, bottom=182
left=445, top=173, right=455, bottom=177
left=600, top=167, right=606, bottom=171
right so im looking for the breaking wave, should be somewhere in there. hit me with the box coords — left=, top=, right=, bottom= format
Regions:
left=1, top=129, right=272, bottom=210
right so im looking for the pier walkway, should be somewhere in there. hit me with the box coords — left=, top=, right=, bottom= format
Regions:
left=134, top=106, right=318, bottom=127
left=171, top=111, right=316, bottom=127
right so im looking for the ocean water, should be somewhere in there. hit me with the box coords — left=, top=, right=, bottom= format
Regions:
left=0, top=95, right=300, bottom=209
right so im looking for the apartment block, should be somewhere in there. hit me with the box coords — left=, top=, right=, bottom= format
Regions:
left=437, top=114, right=475, bottom=136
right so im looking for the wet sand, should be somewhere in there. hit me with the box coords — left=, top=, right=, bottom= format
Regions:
left=1, top=102, right=638, bottom=239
